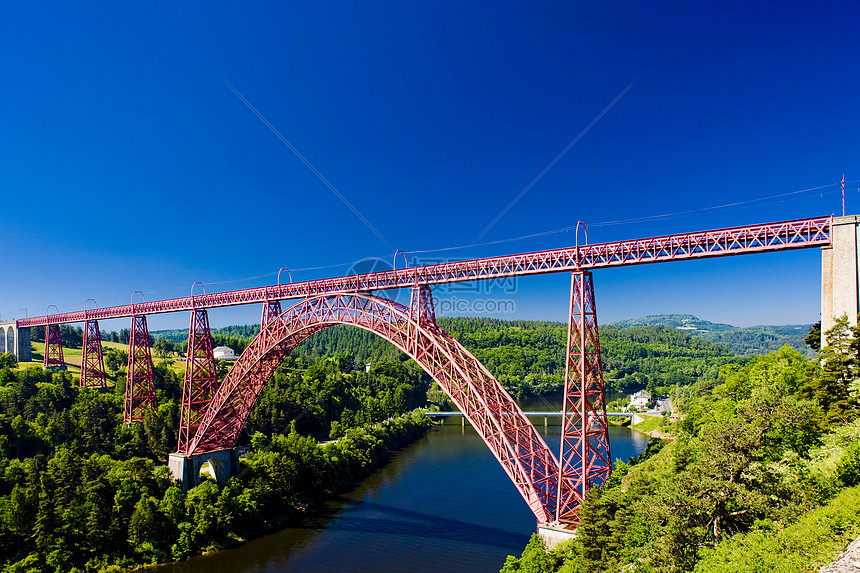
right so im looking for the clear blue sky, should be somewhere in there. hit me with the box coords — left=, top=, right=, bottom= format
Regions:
left=1, top=1, right=858, bottom=332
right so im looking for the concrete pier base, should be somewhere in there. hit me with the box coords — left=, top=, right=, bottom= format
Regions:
left=168, top=449, right=238, bottom=490
left=821, top=215, right=860, bottom=340
left=538, top=523, right=577, bottom=550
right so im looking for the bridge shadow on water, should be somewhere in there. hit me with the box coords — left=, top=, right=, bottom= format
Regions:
left=297, top=494, right=528, bottom=551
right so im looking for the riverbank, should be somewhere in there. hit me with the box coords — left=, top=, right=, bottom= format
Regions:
left=628, top=413, right=676, bottom=440
left=206, top=412, right=438, bottom=553
left=19, top=409, right=436, bottom=573
left=152, top=410, right=437, bottom=568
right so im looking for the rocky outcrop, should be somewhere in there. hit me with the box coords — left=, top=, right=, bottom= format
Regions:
left=821, top=537, right=860, bottom=573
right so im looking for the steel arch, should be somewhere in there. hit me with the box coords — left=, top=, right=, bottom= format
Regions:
left=187, top=290, right=564, bottom=523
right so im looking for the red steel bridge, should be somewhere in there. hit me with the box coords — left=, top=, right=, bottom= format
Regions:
left=13, top=215, right=833, bottom=527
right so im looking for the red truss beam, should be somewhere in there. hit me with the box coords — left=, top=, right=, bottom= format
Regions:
left=125, top=315, right=157, bottom=424
left=176, top=308, right=218, bottom=456
left=43, top=324, right=64, bottom=369
left=19, top=216, right=832, bottom=327
left=556, top=271, right=611, bottom=526
left=188, top=291, right=562, bottom=523
left=81, top=320, right=107, bottom=389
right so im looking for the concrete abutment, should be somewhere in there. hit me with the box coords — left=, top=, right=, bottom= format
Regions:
left=0, top=322, right=31, bottom=362
left=821, top=215, right=860, bottom=342
left=538, top=523, right=577, bottom=549
left=168, top=449, right=238, bottom=491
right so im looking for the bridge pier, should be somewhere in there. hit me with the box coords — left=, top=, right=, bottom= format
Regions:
left=0, top=322, right=32, bottom=362
left=126, top=314, right=158, bottom=423
left=168, top=449, right=238, bottom=491
left=538, top=523, right=577, bottom=549
left=821, top=215, right=860, bottom=336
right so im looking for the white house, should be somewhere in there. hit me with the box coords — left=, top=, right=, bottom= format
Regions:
left=213, top=346, right=236, bottom=361
left=629, top=390, right=652, bottom=410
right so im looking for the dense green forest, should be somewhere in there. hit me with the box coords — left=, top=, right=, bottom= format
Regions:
left=11, top=314, right=837, bottom=572
left=0, top=350, right=432, bottom=572
left=438, top=318, right=741, bottom=397
left=33, top=314, right=810, bottom=361
left=500, top=316, right=860, bottom=573
left=9, top=314, right=858, bottom=572
left=148, top=317, right=741, bottom=399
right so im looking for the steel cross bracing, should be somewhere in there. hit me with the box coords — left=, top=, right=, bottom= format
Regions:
left=177, top=308, right=218, bottom=455
left=124, top=315, right=157, bottom=424
left=556, top=272, right=612, bottom=524
left=81, top=320, right=107, bottom=389
left=43, top=324, right=65, bottom=369
left=186, top=290, right=569, bottom=523
left=17, top=216, right=832, bottom=327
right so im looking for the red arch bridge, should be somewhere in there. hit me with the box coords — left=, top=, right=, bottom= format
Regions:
left=8, top=215, right=847, bottom=528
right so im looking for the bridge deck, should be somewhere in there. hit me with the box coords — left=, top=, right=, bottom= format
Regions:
left=18, top=216, right=831, bottom=327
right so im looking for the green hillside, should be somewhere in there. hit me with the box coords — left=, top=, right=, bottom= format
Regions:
left=500, top=330, right=860, bottom=573
left=612, top=314, right=814, bottom=357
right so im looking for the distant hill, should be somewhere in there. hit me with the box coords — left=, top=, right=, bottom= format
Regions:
left=611, top=314, right=814, bottom=357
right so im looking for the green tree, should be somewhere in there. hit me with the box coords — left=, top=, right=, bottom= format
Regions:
left=500, top=534, right=560, bottom=573
left=152, top=338, right=174, bottom=358
left=129, top=495, right=162, bottom=557
left=0, top=352, right=18, bottom=369
left=802, top=315, right=859, bottom=424
left=821, top=316, right=854, bottom=390
left=804, top=320, right=822, bottom=352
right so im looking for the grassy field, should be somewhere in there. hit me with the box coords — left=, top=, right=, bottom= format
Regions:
left=19, top=341, right=186, bottom=378
left=631, top=413, right=666, bottom=433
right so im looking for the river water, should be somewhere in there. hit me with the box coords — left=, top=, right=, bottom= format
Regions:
left=159, top=412, right=649, bottom=573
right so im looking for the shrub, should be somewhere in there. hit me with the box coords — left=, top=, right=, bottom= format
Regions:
left=836, top=443, right=860, bottom=486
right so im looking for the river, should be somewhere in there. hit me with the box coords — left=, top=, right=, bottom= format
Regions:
left=158, top=411, right=649, bottom=573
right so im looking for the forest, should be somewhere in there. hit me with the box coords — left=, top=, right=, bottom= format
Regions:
left=6, top=314, right=834, bottom=572
left=0, top=349, right=432, bottom=572
left=154, top=317, right=742, bottom=399
left=437, top=318, right=740, bottom=397
left=500, top=316, right=860, bottom=573
left=34, top=317, right=741, bottom=401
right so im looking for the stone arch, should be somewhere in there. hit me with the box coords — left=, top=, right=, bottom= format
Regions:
left=188, top=292, right=563, bottom=523
left=199, top=456, right=231, bottom=487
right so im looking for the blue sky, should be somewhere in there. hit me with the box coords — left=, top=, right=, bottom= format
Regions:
left=1, top=1, right=858, bottom=332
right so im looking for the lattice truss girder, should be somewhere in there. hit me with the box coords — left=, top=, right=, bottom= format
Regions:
left=125, top=315, right=157, bottom=424
left=188, top=288, right=564, bottom=523
left=556, top=271, right=612, bottom=525
left=176, top=308, right=218, bottom=455
left=81, top=320, right=106, bottom=388
left=20, top=217, right=832, bottom=328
